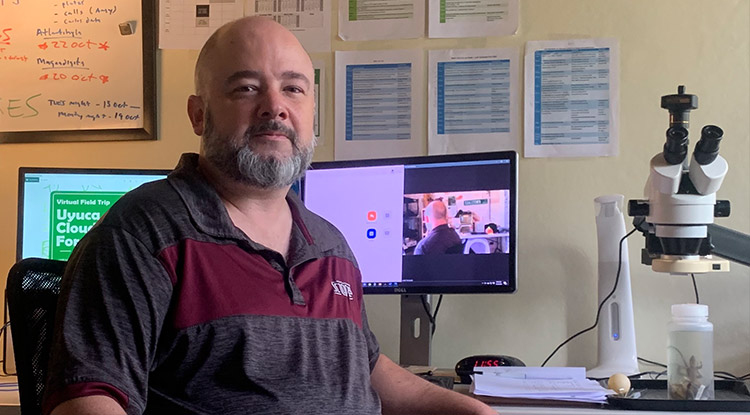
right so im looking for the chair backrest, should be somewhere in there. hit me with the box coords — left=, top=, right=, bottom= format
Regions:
left=463, top=238, right=491, bottom=254
left=6, top=258, right=66, bottom=415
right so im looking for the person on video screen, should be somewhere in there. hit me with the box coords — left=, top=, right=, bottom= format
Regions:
left=414, top=200, right=463, bottom=255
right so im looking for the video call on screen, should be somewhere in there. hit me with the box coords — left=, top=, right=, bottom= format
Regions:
left=303, top=157, right=514, bottom=292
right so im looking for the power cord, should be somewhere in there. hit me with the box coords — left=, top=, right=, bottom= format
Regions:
left=639, top=356, right=748, bottom=380
left=638, top=356, right=666, bottom=368
left=0, top=321, right=14, bottom=377
left=541, top=223, right=641, bottom=367
left=690, top=273, right=700, bottom=304
left=420, top=294, right=444, bottom=336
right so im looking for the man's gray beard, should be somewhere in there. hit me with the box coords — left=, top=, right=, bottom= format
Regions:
left=202, top=113, right=315, bottom=189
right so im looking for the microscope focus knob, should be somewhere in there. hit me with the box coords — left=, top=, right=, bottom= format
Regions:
left=628, top=199, right=649, bottom=217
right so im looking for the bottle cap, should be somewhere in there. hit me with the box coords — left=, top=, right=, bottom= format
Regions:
left=671, top=303, right=708, bottom=318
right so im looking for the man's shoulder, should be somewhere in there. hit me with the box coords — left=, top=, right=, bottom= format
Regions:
left=418, top=231, right=437, bottom=247
left=64, top=179, right=189, bottom=270
left=305, top=210, right=353, bottom=254
left=98, top=179, right=185, bottom=234
left=111, top=178, right=177, bottom=210
left=288, top=195, right=361, bottom=266
left=289, top=193, right=346, bottom=247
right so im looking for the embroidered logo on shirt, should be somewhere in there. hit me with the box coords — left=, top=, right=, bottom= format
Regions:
left=331, top=280, right=354, bottom=300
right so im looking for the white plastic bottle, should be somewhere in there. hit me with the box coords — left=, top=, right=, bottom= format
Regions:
left=667, top=304, right=714, bottom=400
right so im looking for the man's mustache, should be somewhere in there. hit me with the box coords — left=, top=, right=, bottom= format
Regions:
left=245, top=120, right=298, bottom=144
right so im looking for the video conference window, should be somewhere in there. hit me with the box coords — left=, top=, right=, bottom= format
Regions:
left=403, top=190, right=510, bottom=256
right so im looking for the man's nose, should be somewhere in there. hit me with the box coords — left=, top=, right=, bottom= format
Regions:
left=257, top=90, right=288, bottom=120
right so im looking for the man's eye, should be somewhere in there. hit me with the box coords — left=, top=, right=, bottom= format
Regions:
left=285, top=86, right=305, bottom=94
left=234, top=85, right=258, bottom=93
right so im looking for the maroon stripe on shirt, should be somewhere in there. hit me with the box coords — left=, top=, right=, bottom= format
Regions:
left=42, top=381, right=129, bottom=415
left=160, top=240, right=363, bottom=329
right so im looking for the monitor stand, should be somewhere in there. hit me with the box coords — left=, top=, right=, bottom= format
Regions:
left=399, top=294, right=432, bottom=366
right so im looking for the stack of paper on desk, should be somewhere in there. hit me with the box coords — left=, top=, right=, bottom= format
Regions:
left=471, top=366, right=613, bottom=404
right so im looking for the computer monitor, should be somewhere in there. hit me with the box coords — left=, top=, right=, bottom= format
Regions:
left=302, top=151, right=517, bottom=365
left=16, top=168, right=171, bottom=262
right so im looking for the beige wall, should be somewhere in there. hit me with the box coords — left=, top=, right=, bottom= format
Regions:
left=1, top=0, right=748, bottom=374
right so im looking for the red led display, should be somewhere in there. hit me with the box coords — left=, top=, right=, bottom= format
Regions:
left=475, top=359, right=502, bottom=367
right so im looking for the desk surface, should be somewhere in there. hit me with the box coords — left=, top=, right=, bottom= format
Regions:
left=486, top=405, right=750, bottom=414
left=451, top=384, right=750, bottom=414
left=0, top=377, right=19, bottom=415
left=1, top=377, right=747, bottom=415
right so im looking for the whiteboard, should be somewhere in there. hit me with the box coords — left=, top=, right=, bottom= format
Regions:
left=0, top=0, right=155, bottom=141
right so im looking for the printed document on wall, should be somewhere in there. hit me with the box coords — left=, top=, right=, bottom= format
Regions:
left=428, top=0, right=519, bottom=38
left=160, top=0, right=243, bottom=49
left=312, top=59, right=326, bottom=144
left=335, top=50, right=424, bottom=160
left=524, top=38, right=620, bottom=158
left=245, top=0, right=331, bottom=52
left=428, top=48, right=519, bottom=155
left=339, top=0, right=424, bottom=41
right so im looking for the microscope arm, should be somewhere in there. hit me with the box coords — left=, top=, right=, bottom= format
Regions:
left=707, top=224, right=750, bottom=267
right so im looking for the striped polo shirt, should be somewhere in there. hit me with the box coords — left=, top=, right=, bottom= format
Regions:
left=43, top=153, right=382, bottom=415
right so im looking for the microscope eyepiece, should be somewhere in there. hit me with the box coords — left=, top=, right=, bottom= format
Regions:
left=693, top=125, right=724, bottom=165
left=663, top=126, right=689, bottom=165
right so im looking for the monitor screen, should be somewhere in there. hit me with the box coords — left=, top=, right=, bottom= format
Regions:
left=302, top=151, right=517, bottom=295
left=17, top=168, right=171, bottom=262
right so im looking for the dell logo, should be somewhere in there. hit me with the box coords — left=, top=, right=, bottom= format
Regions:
left=394, top=288, right=406, bottom=293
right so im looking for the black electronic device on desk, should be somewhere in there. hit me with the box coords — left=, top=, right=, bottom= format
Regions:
left=455, top=354, right=525, bottom=384
left=607, top=379, right=750, bottom=412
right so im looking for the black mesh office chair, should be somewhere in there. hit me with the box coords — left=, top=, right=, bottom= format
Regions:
left=6, top=258, right=66, bottom=415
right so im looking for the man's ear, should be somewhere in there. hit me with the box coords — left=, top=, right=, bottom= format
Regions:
left=187, top=95, right=205, bottom=136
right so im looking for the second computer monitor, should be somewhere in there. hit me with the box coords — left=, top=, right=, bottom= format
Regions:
left=17, top=168, right=171, bottom=261
left=303, top=151, right=517, bottom=295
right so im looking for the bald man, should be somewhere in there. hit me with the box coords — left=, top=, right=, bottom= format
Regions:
left=414, top=201, right=463, bottom=255
left=43, top=17, right=495, bottom=415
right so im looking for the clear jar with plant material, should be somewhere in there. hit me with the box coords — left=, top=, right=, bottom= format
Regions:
left=667, top=304, right=714, bottom=400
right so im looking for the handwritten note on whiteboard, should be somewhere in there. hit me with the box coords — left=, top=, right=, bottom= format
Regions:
left=0, top=0, right=145, bottom=133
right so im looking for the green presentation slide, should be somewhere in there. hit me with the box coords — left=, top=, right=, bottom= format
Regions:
left=49, top=191, right=124, bottom=260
